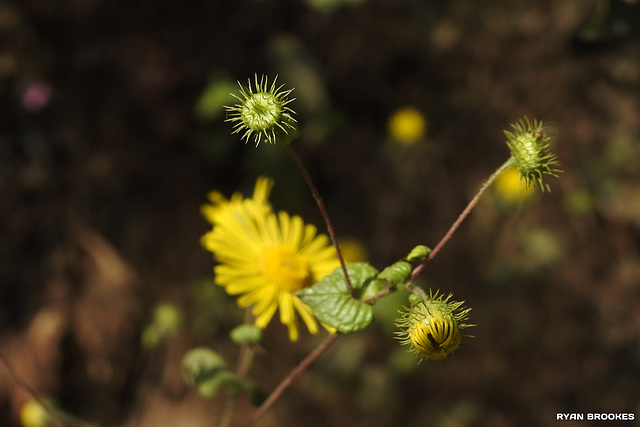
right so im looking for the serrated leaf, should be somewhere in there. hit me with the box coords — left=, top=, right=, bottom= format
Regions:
left=296, top=262, right=380, bottom=333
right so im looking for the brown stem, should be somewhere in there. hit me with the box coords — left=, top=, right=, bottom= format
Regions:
left=411, top=158, right=514, bottom=279
left=248, top=332, right=340, bottom=426
left=282, top=144, right=355, bottom=298
left=361, top=286, right=396, bottom=305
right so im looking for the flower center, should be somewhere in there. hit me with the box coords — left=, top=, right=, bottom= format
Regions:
left=242, top=93, right=282, bottom=132
left=259, top=247, right=312, bottom=293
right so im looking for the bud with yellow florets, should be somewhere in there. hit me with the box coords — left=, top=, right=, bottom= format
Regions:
left=396, top=291, right=472, bottom=361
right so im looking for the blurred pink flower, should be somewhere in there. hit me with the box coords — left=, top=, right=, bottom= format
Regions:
left=21, top=82, right=52, bottom=112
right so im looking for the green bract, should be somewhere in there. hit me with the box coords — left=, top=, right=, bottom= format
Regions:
left=296, top=262, right=383, bottom=333
left=225, top=75, right=299, bottom=146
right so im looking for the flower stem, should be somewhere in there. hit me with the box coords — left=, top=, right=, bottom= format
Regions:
left=218, top=311, right=257, bottom=427
left=361, top=286, right=396, bottom=305
left=411, top=157, right=514, bottom=279
left=248, top=332, right=340, bottom=426
left=282, top=144, right=355, bottom=298
left=405, top=281, right=429, bottom=299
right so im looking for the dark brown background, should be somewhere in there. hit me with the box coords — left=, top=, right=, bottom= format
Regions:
left=1, top=0, right=639, bottom=426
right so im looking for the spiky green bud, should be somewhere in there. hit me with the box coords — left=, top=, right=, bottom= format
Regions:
left=504, top=117, right=561, bottom=192
left=225, top=74, right=299, bottom=146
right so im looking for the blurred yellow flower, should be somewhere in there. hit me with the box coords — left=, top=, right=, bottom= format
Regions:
left=339, top=238, right=368, bottom=263
left=495, top=165, right=535, bottom=203
left=388, top=107, right=427, bottom=145
left=20, top=400, right=51, bottom=427
left=201, top=177, right=340, bottom=341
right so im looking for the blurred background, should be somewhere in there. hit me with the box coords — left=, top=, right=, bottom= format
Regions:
left=1, top=0, right=639, bottom=426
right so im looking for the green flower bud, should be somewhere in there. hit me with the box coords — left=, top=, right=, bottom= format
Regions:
left=395, top=291, right=472, bottom=361
left=504, top=117, right=561, bottom=192
left=225, top=74, right=298, bottom=146
left=405, top=245, right=431, bottom=263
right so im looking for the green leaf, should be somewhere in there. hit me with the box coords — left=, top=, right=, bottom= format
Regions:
left=181, top=348, right=243, bottom=398
left=378, top=260, right=412, bottom=286
left=406, top=245, right=431, bottom=262
left=377, top=246, right=431, bottom=289
left=230, top=324, right=263, bottom=345
left=296, top=262, right=380, bottom=333
left=141, top=303, right=183, bottom=349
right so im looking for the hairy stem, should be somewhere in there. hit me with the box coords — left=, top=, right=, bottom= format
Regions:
left=411, top=157, right=514, bottom=279
left=405, top=281, right=429, bottom=299
left=282, top=144, right=355, bottom=297
left=248, top=332, right=340, bottom=426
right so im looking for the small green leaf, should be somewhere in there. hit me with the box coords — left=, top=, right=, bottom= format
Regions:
left=377, top=246, right=431, bottom=289
left=230, top=324, right=263, bottom=345
left=378, top=260, right=412, bottom=286
left=141, top=303, right=183, bottom=349
left=198, top=370, right=244, bottom=398
left=406, top=245, right=431, bottom=262
left=296, top=262, right=380, bottom=333
left=182, top=348, right=243, bottom=398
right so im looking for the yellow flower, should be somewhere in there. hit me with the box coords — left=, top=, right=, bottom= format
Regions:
left=388, top=107, right=427, bottom=145
left=495, top=165, right=535, bottom=203
left=201, top=177, right=340, bottom=341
